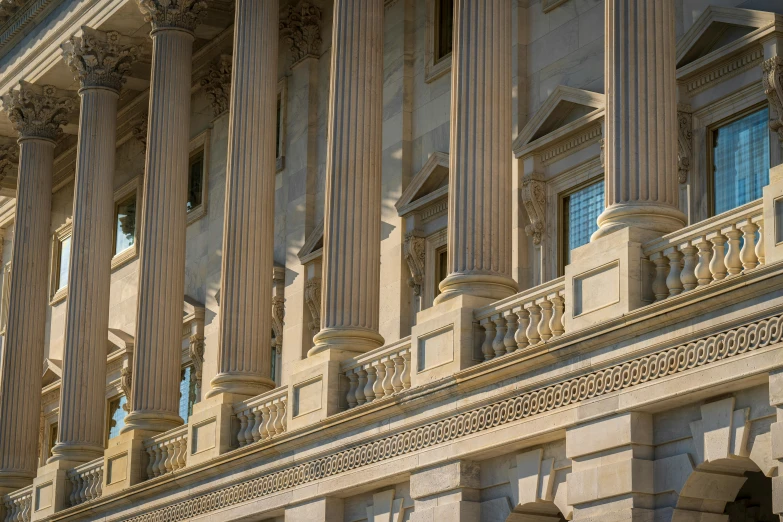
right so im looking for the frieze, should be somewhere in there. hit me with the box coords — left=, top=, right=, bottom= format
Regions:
left=684, top=46, right=763, bottom=95
left=540, top=124, right=601, bottom=166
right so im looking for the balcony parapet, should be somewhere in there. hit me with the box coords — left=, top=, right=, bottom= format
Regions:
left=341, top=337, right=412, bottom=409
left=143, top=424, right=188, bottom=479
left=66, top=458, right=103, bottom=507
left=233, top=386, right=288, bottom=447
left=2, top=485, right=31, bottom=522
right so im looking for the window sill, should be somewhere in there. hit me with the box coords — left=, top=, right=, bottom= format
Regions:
left=187, top=204, right=207, bottom=227
left=50, top=287, right=67, bottom=306
left=111, top=245, right=138, bottom=271
left=425, top=55, right=451, bottom=84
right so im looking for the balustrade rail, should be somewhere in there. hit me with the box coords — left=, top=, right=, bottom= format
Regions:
left=67, top=457, right=104, bottom=506
left=342, top=337, right=412, bottom=409
left=2, top=486, right=31, bottom=522
left=234, top=387, right=288, bottom=447
left=474, top=278, right=566, bottom=361
left=642, top=199, right=765, bottom=301
left=144, top=425, right=188, bottom=479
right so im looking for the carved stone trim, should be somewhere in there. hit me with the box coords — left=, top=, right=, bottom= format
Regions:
left=1, top=82, right=76, bottom=140
left=200, top=54, right=231, bottom=117
left=120, top=367, right=132, bottom=412
left=279, top=0, right=322, bottom=67
left=132, top=115, right=147, bottom=152
left=685, top=46, right=763, bottom=96
left=124, top=310, right=783, bottom=522
left=521, top=178, right=546, bottom=246
left=539, top=124, right=601, bottom=166
left=188, top=335, right=205, bottom=404
left=61, top=27, right=140, bottom=92
left=136, top=0, right=207, bottom=33
left=304, top=276, right=321, bottom=335
left=762, top=56, right=783, bottom=142
left=677, top=106, right=693, bottom=184
left=0, top=140, right=18, bottom=177
left=272, top=295, right=284, bottom=346
left=403, top=233, right=426, bottom=296
left=541, top=0, right=568, bottom=13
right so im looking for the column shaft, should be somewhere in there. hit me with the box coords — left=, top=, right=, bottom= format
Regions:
left=124, top=28, right=194, bottom=433
left=593, top=0, right=685, bottom=240
left=0, top=138, right=55, bottom=488
left=311, top=0, right=385, bottom=356
left=208, top=0, right=278, bottom=398
left=436, top=0, right=517, bottom=303
left=51, top=88, right=118, bottom=462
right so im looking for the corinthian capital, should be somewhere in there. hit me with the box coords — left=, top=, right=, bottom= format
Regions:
left=763, top=56, right=783, bottom=142
left=1, top=82, right=77, bottom=140
left=280, top=1, right=322, bottom=66
left=62, top=28, right=140, bottom=92
left=200, top=55, right=231, bottom=117
left=137, top=0, right=208, bottom=33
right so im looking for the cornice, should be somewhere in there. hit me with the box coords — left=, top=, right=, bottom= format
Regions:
left=679, top=45, right=764, bottom=96
left=0, top=0, right=65, bottom=58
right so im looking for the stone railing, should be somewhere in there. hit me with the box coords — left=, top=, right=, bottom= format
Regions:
left=144, top=425, right=188, bottom=479
left=234, top=387, right=288, bottom=447
left=342, top=337, right=412, bottom=409
left=642, top=199, right=765, bottom=301
left=67, top=457, right=104, bottom=507
left=2, top=486, right=31, bottom=522
left=474, top=277, right=566, bottom=360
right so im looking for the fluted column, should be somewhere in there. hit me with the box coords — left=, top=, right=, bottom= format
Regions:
left=49, top=29, right=139, bottom=463
left=435, top=0, right=517, bottom=304
left=207, top=0, right=278, bottom=398
left=592, top=0, right=686, bottom=240
left=0, top=83, right=75, bottom=491
left=310, top=0, right=385, bottom=356
left=123, top=0, right=205, bottom=433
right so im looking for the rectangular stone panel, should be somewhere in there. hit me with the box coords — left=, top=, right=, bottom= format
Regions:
left=573, top=261, right=620, bottom=317
left=192, top=418, right=217, bottom=455
left=417, top=325, right=454, bottom=371
left=35, top=482, right=53, bottom=511
left=293, top=377, right=322, bottom=417
left=107, top=453, right=128, bottom=485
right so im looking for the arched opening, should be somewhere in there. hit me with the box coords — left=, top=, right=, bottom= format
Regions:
left=722, top=470, right=775, bottom=521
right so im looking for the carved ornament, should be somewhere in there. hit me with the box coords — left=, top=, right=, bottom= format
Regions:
left=189, top=334, right=205, bottom=402
left=0, top=140, right=18, bottom=177
left=1, top=82, right=76, bottom=140
left=272, top=295, right=285, bottom=348
left=402, top=232, right=425, bottom=296
left=200, top=54, right=231, bottom=117
left=304, top=277, right=321, bottom=334
left=762, top=56, right=783, bottom=142
left=136, top=0, right=208, bottom=33
left=132, top=115, right=147, bottom=152
left=677, top=106, right=693, bottom=184
left=120, top=367, right=132, bottom=412
left=280, top=1, right=322, bottom=66
left=521, top=177, right=546, bottom=246
left=62, top=28, right=140, bottom=92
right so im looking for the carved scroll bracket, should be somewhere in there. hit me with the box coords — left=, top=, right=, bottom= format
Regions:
left=677, top=105, right=693, bottom=184
left=403, top=232, right=426, bottom=297
left=521, top=176, right=546, bottom=246
left=763, top=56, right=783, bottom=142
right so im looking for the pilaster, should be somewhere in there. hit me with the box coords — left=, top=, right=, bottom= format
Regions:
left=409, top=460, right=480, bottom=522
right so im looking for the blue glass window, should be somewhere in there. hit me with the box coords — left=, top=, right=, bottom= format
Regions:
left=56, top=236, right=71, bottom=291
left=712, top=108, right=770, bottom=215
left=563, top=180, right=604, bottom=265
left=107, top=396, right=127, bottom=441
left=179, top=366, right=197, bottom=422
left=114, top=195, right=136, bottom=255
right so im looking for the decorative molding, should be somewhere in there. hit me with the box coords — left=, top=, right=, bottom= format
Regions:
left=683, top=46, right=763, bottom=95
left=403, top=233, right=425, bottom=297
left=0, top=0, right=64, bottom=58
left=272, top=296, right=284, bottom=346
left=539, top=124, right=602, bottom=166
left=677, top=106, right=693, bottom=183
left=132, top=115, right=147, bottom=153
left=200, top=54, right=231, bottom=117
left=61, top=27, right=140, bottom=92
left=420, top=198, right=447, bottom=223
left=304, top=276, right=321, bottom=335
left=0, top=139, right=18, bottom=178
left=521, top=177, right=546, bottom=246
left=0, top=0, right=25, bottom=24
left=279, top=0, right=322, bottom=67
left=124, top=311, right=783, bottom=522
left=188, top=335, right=205, bottom=403
left=136, top=0, right=208, bottom=33
left=762, top=56, right=783, bottom=142
left=1, top=82, right=76, bottom=140
left=541, top=0, right=568, bottom=13
left=120, top=367, right=132, bottom=412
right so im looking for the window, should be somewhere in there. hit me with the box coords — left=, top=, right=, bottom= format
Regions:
left=106, top=395, right=127, bottom=442
left=179, top=365, right=197, bottom=423
left=435, top=0, right=453, bottom=62
left=187, top=130, right=211, bottom=225
left=47, top=422, right=58, bottom=460
left=562, top=180, right=604, bottom=266
left=187, top=150, right=204, bottom=213
left=49, top=220, right=72, bottom=304
left=114, top=194, right=136, bottom=256
left=435, top=246, right=448, bottom=298
left=711, top=107, right=770, bottom=216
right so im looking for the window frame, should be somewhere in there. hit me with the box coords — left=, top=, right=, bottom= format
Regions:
left=423, top=228, right=448, bottom=309
left=425, top=0, right=453, bottom=83
left=557, top=174, right=605, bottom=277
left=186, top=128, right=211, bottom=226
left=112, top=176, right=143, bottom=270
left=105, top=393, right=127, bottom=445
left=49, top=219, right=72, bottom=305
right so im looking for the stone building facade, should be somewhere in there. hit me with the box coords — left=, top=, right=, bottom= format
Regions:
left=0, top=0, right=781, bottom=520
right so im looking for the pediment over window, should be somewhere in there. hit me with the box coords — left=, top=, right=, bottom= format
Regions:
left=298, top=220, right=324, bottom=264
left=42, top=358, right=62, bottom=387
left=107, top=328, right=134, bottom=356
left=513, top=86, right=604, bottom=160
left=676, top=7, right=782, bottom=70
left=395, top=151, right=449, bottom=217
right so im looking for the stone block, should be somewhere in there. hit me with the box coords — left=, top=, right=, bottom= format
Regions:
left=102, top=429, right=156, bottom=496
left=769, top=369, right=783, bottom=408
left=410, top=460, right=480, bottom=500
left=30, top=460, right=74, bottom=521
left=566, top=459, right=654, bottom=505
left=285, top=497, right=344, bottom=522
left=186, top=392, right=244, bottom=467
left=408, top=500, right=480, bottom=522
left=287, top=350, right=349, bottom=431
left=566, top=413, right=653, bottom=459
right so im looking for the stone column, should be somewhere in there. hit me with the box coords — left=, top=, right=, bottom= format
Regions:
left=434, top=0, right=517, bottom=304
left=123, top=0, right=206, bottom=434
left=48, top=29, right=139, bottom=464
left=592, top=0, right=686, bottom=240
left=0, top=83, right=75, bottom=492
left=311, top=0, right=385, bottom=356
left=207, top=0, right=278, bottom=399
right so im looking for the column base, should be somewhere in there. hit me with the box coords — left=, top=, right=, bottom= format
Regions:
left=309, top=326, right=385, bottom=357
left=0, top=471, right=35, bottom=494
left=186, top=392, right=247, bottom=467
left=591, top=202, right=686, bottom=242
left=434, top=273, right=517, bottom=305
left=206, top=372, right=275, bottom=400
left=48, top=442, right=104, bottom=465
left=120, top=411, right=182, bottom=435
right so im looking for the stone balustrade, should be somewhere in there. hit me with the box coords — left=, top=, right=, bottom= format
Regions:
left=67, top=457, right=104, bottom=507
left=474, top=278, right=566, bottom=361
left=642, top=199, right=765, bottom=301
left=2, top=486, right=31, bottom=522
left=144, top=425, right=188, bottom=479
left=342, top=337, right=412, bottom=409
left=234, top=387, right=288, bottom=448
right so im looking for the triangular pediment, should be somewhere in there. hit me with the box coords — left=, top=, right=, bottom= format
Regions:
left=676, top=7, right=781, bottom=69
left=107, top=328, right=134, bottom=355
left=395, top=152, right=449, bottom=216
left=42, top=358, right=62, bottom=387
left=298, top=221, right=324, bottom=263
left=513, top=86, right=604, bottom=156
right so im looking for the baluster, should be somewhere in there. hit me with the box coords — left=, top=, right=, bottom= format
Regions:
left=723, top=226, right=743, bottom=276
left=382, top=358, right=395, bottom=395
left=480, top=318, right=496, bottom=360
left=401, top=351, right=412, bottom=389
left=250, top=406, right=263, bottom=443
left=264, top=402, right=276, bottom=438
left=650, top=252, right=669, bottom=300
left=273, top=399, right=285, bottom=434
left=754, top=216, right=765, bottom=265
left=364, top=365, right=376, bottom=403
left=549, top=293, right=565, bottom=337
left=177, top=438, right=187, bottom=469
left=525, top=303, right=541, bottom=345
left=96, top=469, right=103, bottom=498
left=373, top=360, right=386, bottom=399
left=514, top=307, right=529, bottom=350
left=391, top=354, right=404, bottom=392
left=241, top=408, right=255, bottom=445
left=280, top=398, right=287, bottom=431
left=708, top=232, right=727, bottom=280
left=491, top=314, right=507, bottom=357
left=87, top=470, right=99, bottom=500
left=236, top=409, right=249, bottom=447
left=346, top=370, right=359, bottom=409
left=354, top=368, right=367, bottom=405
left=679, top=242, right=698, bottom=291
left=664, top=247, right=683, bottom=296
left=537, top=298, right=553, bottom=341
left=152, top=444, right=163, bottom=477
left=738, top=219, right=759, bottom=271
left=695, top=237, right=713, bottom=286
left=69, top=474, right=81, bottom=506
left=145, top=446, right=156, bottom=478
left=164, top=441, right=176, bottom=473
left=503, top=310, right=518, bottom=353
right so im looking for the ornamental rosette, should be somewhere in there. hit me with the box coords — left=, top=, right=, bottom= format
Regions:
left=1, top=82, right=77, bottom=140
left=137, top=0, right=208, bottom=33
left=62, top=28, right=140, bottom=92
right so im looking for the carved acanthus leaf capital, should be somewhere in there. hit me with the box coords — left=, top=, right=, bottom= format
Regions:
left=280, top=1, right=322, bottom=66
left=403, top=233, right=426, bottom=296
left=136, top=0, right=208, bottom=33
left=521, top=177, right=546, bottom=246
left=762, top=56, right=783, bottom=142
left=677, top=105, right=693, bottom=184
left=304, top=277, right=321, bottom=334
left=0, top=140, right=18, bottom=177
left=62, top=28, right=140, bottom=92
left=1, top=82, right=77, bottom=140
left=200, top=54, right=231, bottom=117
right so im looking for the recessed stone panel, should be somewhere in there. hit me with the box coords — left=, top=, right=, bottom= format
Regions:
left=35, top=481, right=53, bottom=511
left=107, top=453, right=128, bottom=485
left=192, top=418, right=217, bottom=455
left=293, top=377, right=323, bottom=417
left=573, top=261, right=620, bottom=317
left=418, top=325, right=454, bottom=371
